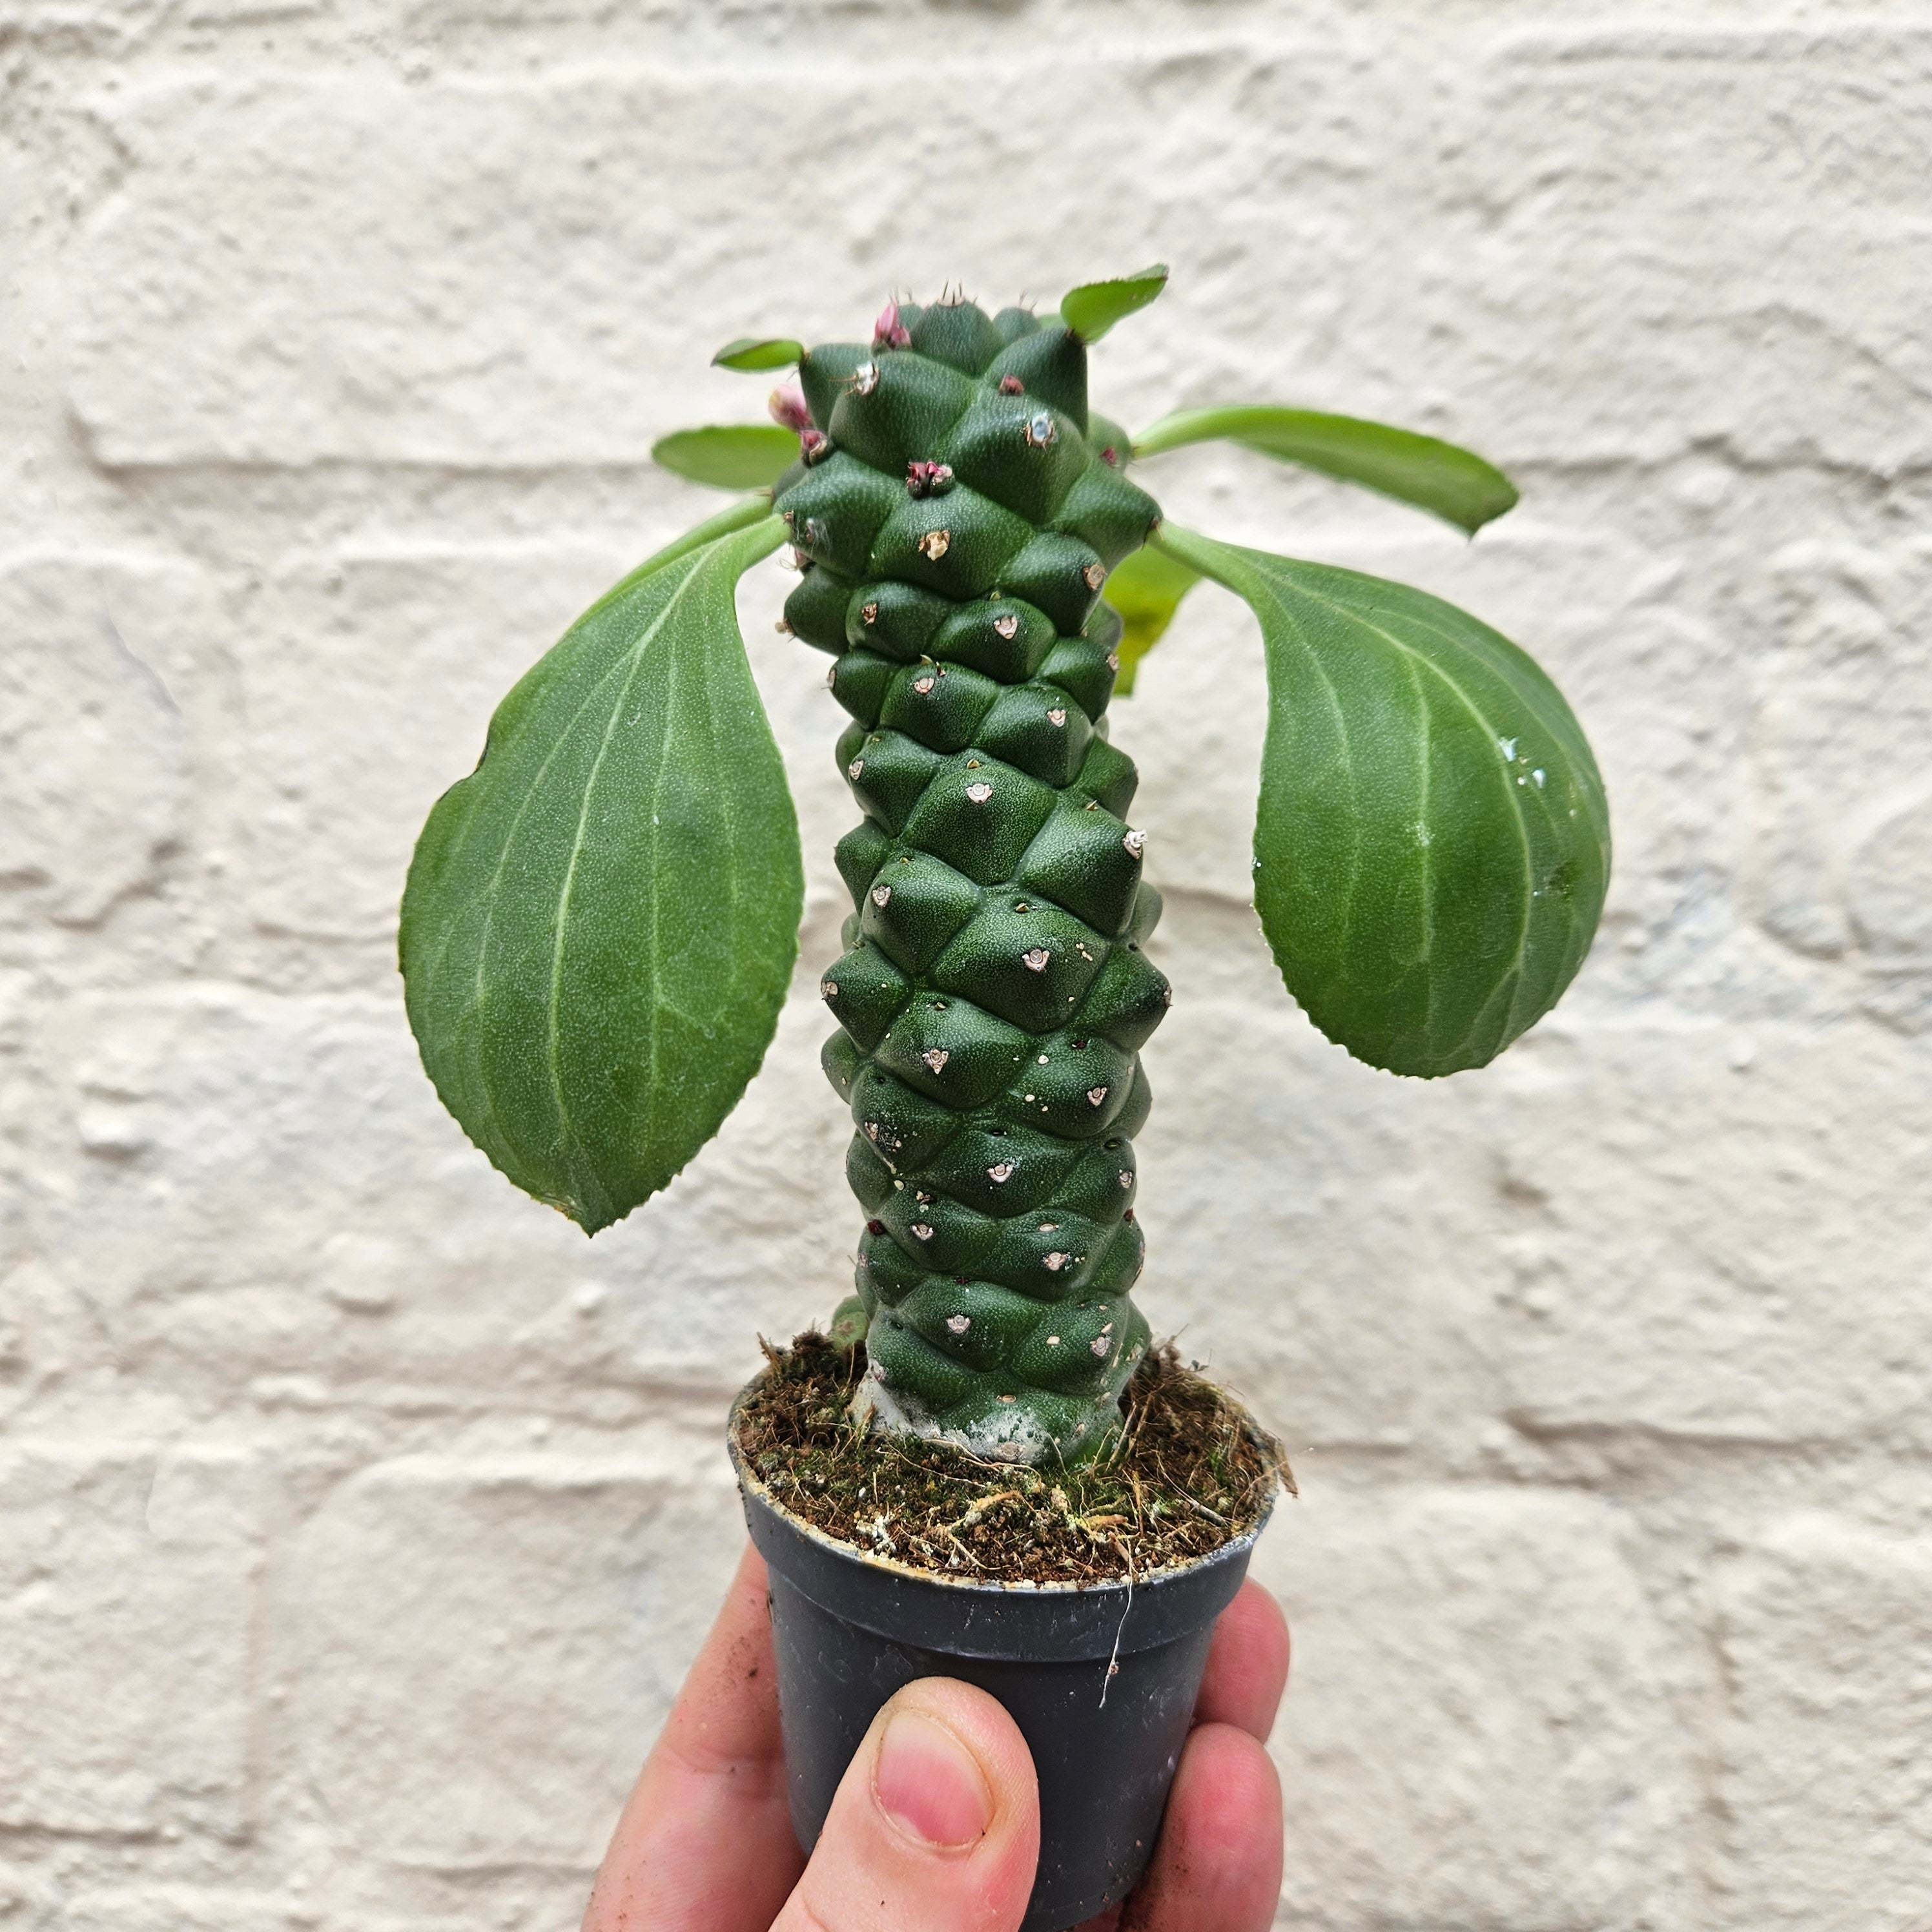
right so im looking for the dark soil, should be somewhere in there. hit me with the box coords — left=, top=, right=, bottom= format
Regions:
left=733, top=1333, right=1293, bottom=1587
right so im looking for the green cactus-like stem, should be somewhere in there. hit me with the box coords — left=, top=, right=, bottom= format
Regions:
left=773, top=296, right=1167, bottom=1465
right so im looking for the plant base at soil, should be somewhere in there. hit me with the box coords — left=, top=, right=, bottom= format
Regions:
left=734, top=1333, right=1290, bottom=1586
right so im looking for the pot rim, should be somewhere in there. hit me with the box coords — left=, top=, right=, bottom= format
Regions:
left=726, top=1365, right=1282, bottom=1602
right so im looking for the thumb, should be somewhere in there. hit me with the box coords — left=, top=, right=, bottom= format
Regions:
left=773, top=1676, right=1040, bottom=1932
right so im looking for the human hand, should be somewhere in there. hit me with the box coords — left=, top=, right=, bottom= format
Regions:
left=584, top=1542, right=1288, bottom=1932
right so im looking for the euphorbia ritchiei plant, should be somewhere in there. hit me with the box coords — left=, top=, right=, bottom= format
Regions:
left=400, top=267, right=1609, bottom=1468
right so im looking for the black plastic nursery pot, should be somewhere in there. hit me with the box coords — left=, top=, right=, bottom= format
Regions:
left=728, top=1378, right=1278, bottom=1932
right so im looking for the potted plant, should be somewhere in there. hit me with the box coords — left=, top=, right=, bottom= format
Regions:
left=397, top=267, right=1609, bottom=1931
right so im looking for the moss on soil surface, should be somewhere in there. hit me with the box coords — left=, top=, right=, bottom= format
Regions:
left=734, top=1333, right=1291, bottom=1586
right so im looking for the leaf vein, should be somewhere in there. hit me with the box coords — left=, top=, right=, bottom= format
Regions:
left=546, top=551, right=721, bottom=1183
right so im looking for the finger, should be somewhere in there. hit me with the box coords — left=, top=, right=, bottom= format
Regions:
left=583, top=1543, right=803, bottom=1932
left=1193, top=1579, right=1290, bottom=1742
left=774, top=1676, right=1040, bottom=1932
left=1115, top=1722, right=1282, bottom=1932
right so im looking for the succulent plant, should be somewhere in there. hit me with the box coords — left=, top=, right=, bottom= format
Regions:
left=399, top=268, right=1610, bottom=1466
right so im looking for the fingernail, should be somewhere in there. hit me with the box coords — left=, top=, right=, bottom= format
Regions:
left=874, top=1709, right=994, bottom=1849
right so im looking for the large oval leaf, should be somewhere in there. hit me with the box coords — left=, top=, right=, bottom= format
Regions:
left=1154, top=524, right=1610, bottom=1076
left=400, top=500, right=798, bottom=1231
left=653, top=424, right=799, bottom=489
left=1134, top=406, right=1518, bottom=535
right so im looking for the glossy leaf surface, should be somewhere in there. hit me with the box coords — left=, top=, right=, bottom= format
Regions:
left=712, top=336, right=805, bottom=372
left=1155, top=524, right=1609, bottom=1076
left=653, top=424, right=799, bottom=489
left=1100, top=542, right=1200, bottom=695
left=1058, top=264, right=1169, bottom=344
left=400, top=501, right=799, bottom=1231
left=1134, top=406, right=1518, bottom=535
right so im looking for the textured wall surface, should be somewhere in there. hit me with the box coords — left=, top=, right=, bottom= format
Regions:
left=5, top=3, right=1929, bottom=1926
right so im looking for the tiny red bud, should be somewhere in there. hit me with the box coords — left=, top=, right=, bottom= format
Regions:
left=904, top=458, right=954, bottom=498
left=768, top=377, right=812, bottom=432
left=872, top=298, right=911, bottom=351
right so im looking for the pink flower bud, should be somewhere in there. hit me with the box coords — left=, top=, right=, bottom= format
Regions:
left=767, top=377, right=812, bottom=432
left=872, top=299, right=911, bottom=351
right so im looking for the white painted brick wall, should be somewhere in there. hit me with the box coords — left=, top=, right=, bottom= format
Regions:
left=5, top=3, right=1928, bottom=1925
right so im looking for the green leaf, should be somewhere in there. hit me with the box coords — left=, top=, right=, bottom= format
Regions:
left=400, top=500, right=799, bottom=1232
left=712, top=336, right=804, bottom=372
left=653, top=424, right=799, bottom=489
left=1100, top=542, right=1200, bottom=695
left=1058, top=263, right=1169, bottom=344
left=1154, top=523, right=1610, bottom=1077
left=1133, top=406, right=1519, bottom=535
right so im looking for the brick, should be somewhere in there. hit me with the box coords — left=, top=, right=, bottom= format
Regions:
left=0, top=1447, right=260, bottom=1837
left=1714, top=1514, right=1932, bottom=1929
left=277, top=1455, right=741, bottom=1868
left=1492, top=1022, right=1932, bottom=1447
left=0, top=559, right=191, bottom=928
left=58, top=32, right=1932, bottom=478
left=238, top=547, right=631, bottom=943
left=64, top=69, right=929, bottom=467
left=0, top=1259, right=99, bottom=1417
left=45, top=46, right=1504, bottom=471
left=35, top=980, right=853, bottom=1413
left=1257, top=1484, right=1694, bottom=1929
left=1744, top=539, right=1932, bottom=1027
left=1849, top=792, right=1932, bottom=1033
left=35, top=987, right=579, bottom=1407
left=57, top=1891, right=320, bottom=1932
left=1456, top=27, right=1932, bottom=472
left=0, top=1864, right=52, bottom=1922
left=1122, top=924, right=1932, bottom=1464
left=1131, top=896, right=1483, bottom=1448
